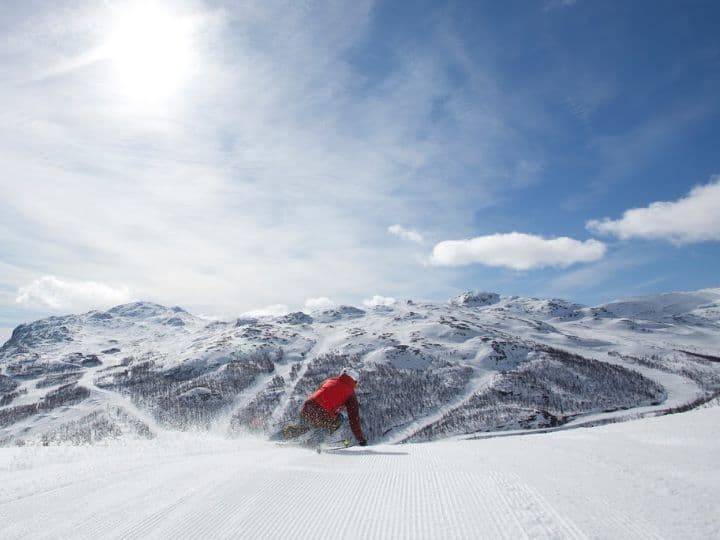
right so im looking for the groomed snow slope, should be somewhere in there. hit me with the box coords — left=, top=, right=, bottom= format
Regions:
left=2, top=407, right=718, bottom=539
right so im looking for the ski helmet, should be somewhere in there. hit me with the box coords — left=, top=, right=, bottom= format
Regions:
left=341, top=367, right=360, bottom=382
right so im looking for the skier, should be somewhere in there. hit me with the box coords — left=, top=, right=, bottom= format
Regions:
left=283, top=367, right=368, bottom=446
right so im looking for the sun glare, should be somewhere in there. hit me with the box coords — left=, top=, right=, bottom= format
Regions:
left=105, top=3, right=196, bottom=101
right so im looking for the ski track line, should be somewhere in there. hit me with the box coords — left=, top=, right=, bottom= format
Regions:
left=491, top=470, right=586, bottom=540
left=0, top=456, right=178, bottom=528
left=1, top=452, right=220, bottom=540
left=373, top=468, right=401, bottom=537
left=470, top=468, right=529, bottom=540
left=322, top=448, right=568, bottom=540
left=340, top=449, right=539, bottom=539
left=583, top=495, right=660, bottom=540
left=235, top=460, right=402, bottom=539
left=0, top=456, right=167, bottom=504
left=117, top=469, right=238, bottom=540
left=0, top=451, right=195, bottom=506
left=491, top=470, right=555, bottom=539
left=442, top=464, right=508, bottom=539
left=241, top=469, right=330, bottom=539
left=414, top=447, right=478, bottom=540
left=345, top=468, right=388, bottom=538
left=423, top=461, right=460, bottom=539
left=159, top=466, right=289, bottom=539
left=77, top=474, right=200, bottom=540
left=37, top=455, right=216, bottom=540
left=508, top=470, right=586, bottom=539
left=483, top=471, right=531, bottom=539
left=171, top=467, right=308, bottom=539
left=574, top=494, right=664, bottom=540
left=217, top=473, right=297, bottom=539
left=413, top=460, right=472, bottom=539
left=408, top=466, right=423, bottom=539
left=269, top=471, right=324, bottom=539
left=94, top=455, right=232, bottom=540
left=2, top=462, right=170, bottom=539
left=387, top=469, right=405, bottom=539
left=297, top=449, right=520, bottom=539
left=295, top=463, right=363, bottom=539
left=159, top=475, right=253, bottom=539
left=551, top=444, right=666, bottom=539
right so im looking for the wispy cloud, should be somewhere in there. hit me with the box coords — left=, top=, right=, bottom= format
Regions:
left=362, top=295, right=396, bottom=307
left=388, top=224, right=424, bottom=244
left=15, top=275, right=131, bottom=311
left=587, top=177, right=720, bottom=244
left=564, top=99, right=712, bottom=212
left=2, top=0, right=714, bottom=319
left=431, top=233, right=606, bottom=270
left=240, top=304, right=289, bottom=318
left=542, top=248, right=657, bottom=301
left=0, top=0, right=538, bottom=315
left=304, top=297, right=335, bottom=311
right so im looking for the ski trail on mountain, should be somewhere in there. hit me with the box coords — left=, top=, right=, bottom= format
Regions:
left=80, top=366, right=165, bottom=436
left=382, top=357, right=496, bottom=444
left=210, top=369, right=279, bottom=436
left=268, top=333, right=325, bottom=425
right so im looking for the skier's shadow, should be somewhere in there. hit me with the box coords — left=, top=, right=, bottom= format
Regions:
left=323, top=448, right=409, bottom=456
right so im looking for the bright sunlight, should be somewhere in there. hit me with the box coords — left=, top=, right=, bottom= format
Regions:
left=104, top=2, right=196, bottom=101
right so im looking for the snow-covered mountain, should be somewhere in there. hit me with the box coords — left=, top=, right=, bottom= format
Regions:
left=1, top=289, right=719, bottom=446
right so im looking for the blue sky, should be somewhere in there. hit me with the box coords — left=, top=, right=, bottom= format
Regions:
left=1, top=0, right=719, bottom=337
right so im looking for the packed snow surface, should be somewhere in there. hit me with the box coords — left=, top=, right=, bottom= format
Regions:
left=1, top=406, right=718, bottom=539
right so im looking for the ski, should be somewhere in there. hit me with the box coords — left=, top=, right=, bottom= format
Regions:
left=316, top=439, right=351, bottom=453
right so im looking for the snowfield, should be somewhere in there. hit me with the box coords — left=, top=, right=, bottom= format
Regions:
left=2, top=406, right=718, bottom=539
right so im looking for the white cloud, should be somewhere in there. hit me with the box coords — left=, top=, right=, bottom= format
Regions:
left=304, top=297, right=335, bottom=311
left=362, top=295, right=397, bottom=307
left=430, top=232, right=606, bottom=270
left=196, top=313, right=230, bottom=323
left=587, top=178, right=720, bottom=244
left=0, top=1, right=556, bottom=321
left=240, top=304, right=289, bottom=318
left=388, top=225, right=424, bottom=243
left=15, top=275, right=131, bottom=311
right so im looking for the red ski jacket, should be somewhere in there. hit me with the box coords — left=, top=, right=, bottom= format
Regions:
left=306, top=374, right=365, bottom=443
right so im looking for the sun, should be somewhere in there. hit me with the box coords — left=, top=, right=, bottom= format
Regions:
left=104, top=2, right=196, bottom=101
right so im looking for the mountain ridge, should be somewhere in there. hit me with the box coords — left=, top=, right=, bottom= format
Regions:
left=1, top=288, right=718, bottom=446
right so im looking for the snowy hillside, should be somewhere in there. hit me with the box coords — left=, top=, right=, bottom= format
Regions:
left=2, top=405, right=719, bottom=539
left=1, top=289, right=719, bottom=446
